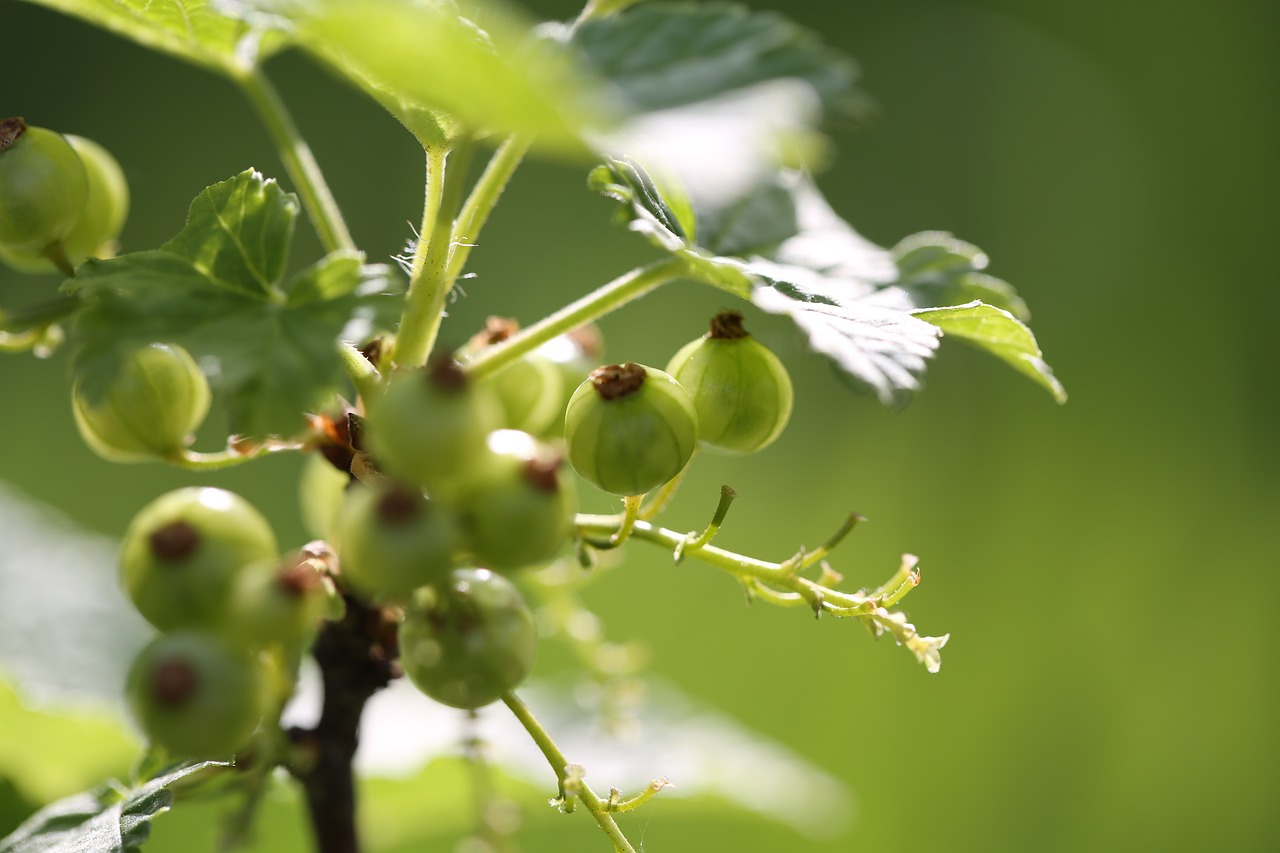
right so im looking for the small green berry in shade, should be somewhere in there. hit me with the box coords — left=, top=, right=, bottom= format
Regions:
left=0, top=117, right=87, bottom=256
left=71, top=342, right=211, bottom=463
left=219, top=547, right=336, bottom=649
left=0, top=132, right=129, bottom=273
left=298, top=452, right=351, bottom=542
left=126, top=631, right=268, bottom=758
left=336, top=482, right=463, bottom=599
left=465, top=317, right=565, bottom=436
left=119, top=488, right=280, bottom=632
left=398, top=567, right=536, bottom=710
left=564, top=362, right=698, bottom=496
left=666, top=311, right=794, bottom=455
left=365, top=357, right=503, bottom=492
left=532, top=324, right=604, bottom=439
left=457, top=430, right=577, bottom=571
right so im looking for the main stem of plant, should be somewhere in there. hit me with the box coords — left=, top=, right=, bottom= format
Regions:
left=291, top=594, right=398, bottom=853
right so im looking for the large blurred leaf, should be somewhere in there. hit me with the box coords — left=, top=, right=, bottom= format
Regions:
left=0, top=681, right=138, bottom=809
left=18, top=0, right=288, bottom=74
left=267, top=0, right=607, bottom=151
left=592, top=160, right=1064, bottom=405
left=69, top=170, right=402, bottom=437
left=573, top=1, right=861, bottom=116
left=0, top=761, right=225, bottom=853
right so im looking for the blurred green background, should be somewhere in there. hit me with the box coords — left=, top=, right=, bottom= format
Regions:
left=2, top=0, right=1277, bottom=850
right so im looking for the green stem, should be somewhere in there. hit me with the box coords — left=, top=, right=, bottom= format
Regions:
left=501, top=692, right=637, bottom=853
left=238, top=68, right=355, bottom=254
left=447, top=136, right=530, bottom=283
left=40, top=240, right=76, bottom=278
left=575, top=514, right=875, bottom=615
left=394, top=141, right=475, bottom=367
left=166, top=442, right=302, bottom=471
left=339, top=342, right=384, bottom=401
left=464, top=258, right=689, bottom=381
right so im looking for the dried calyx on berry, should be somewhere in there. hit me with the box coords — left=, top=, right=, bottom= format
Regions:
left=666, top=311, right=794, bottom=455
left=563, top=362, right=698, bottom=496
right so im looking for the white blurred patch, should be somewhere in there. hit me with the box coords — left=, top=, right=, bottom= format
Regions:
left=0, top=482, right=149, bottom=709
left=598, top=79, right=822, bottom=212
left=284, top=674, right=854, bottom=839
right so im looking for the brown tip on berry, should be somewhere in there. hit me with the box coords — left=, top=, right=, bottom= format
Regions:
left=470, top=316, right=519, bottom=349
left=590, top=362, right=646, bottom=401
left=359, top=336, right=386, bottom=367
left=708, top=311, right=750, bottom=340
left=150, top=520, right=200, bottom=562
left=0, top=118, right=26, bottom=152
left=277, top=555, right=324, bottom=597
left=427, top=356, right=469, bottom=392
left=377, top=486, right=422, bottom=524
left=151, top=658, right=198, bottom=707
left=523, top=455, right=563, bottom=493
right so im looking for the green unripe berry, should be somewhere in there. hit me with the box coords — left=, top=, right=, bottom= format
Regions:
left=365, top=358, right=503, bottom=492
left=126, top=632, right=268, bottom=757
left=0, top=133, right=129, bottom=273
left=0, top=118, right=87, bottom=255
left=458, top=430, right=577, bottom=571
left=298, top=452, right=350, bottom=541
left=71, top=342, right=211, bottom=463
left=119, top=488, right=279, bottom=632
left=564, top=362, right=698, bottom=496
left=666, top=311, right=794, bottom=455
left=398, top=568, right=536, bottom=709
left=466, top=318, right=565, bottom=436
left=336, top=483, right=462, bottom=599
left=220, top=551, right=333, bottom=649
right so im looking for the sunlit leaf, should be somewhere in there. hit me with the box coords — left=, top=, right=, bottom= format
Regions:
left=0, top=761, right=227, bottom=853
left=17, top=0, right=288, bottom=74
left=913, top=301, right=1067, bottom=402
left=68, top=170, right=403, bottom=437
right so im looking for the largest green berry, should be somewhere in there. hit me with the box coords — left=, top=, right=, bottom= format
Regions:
left=0, top=117, right=87, bottom=254
left=666, top=311, right=793, bottom=455
left=71, top=342, right=211, bottom=463
left=126, top=632, right=267, bottom=757
left=564, top=362, right=698, bottom=496
left=399, top=568, right=536, bottom=709
left=119, top=488, right=279, bottom=632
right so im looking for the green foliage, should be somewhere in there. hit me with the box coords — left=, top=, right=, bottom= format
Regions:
left=0, top=760, right=227, bottom=853
left=17, top=0, right=289, bottom=75
left=0, top=0, right=1070, bottom=850
left=591, top=158, right=1065, bottom=406
left=69, top=171, right=401, bottom=437
left=573, top=2, right=862, bottom=116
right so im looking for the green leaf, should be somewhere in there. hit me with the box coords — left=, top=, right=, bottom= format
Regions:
left=0, top=760, right=227, bottom=853
left=913, top=302, right=1068, bottom=403
left=69, top=170, right=403, bottom=437
left=274, top=0, right=608, bottom=152
left=17, top=0, right=289, bottom=75
left=573, top=2, right=862, bottom=117
left=893, top=232, right=1030, bottom=319
left=592, top=160, right=1064, bottom=405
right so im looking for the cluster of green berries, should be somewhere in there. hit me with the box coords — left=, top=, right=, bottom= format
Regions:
left=0, top=118, right=205, bottom=464
left=113, top=302, right=796, bottom=752
left=564, top=310, right=795, bottom=495
left=0, top=116, right=129, bottom=273
left=120, top=488, right=335, bottom=757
